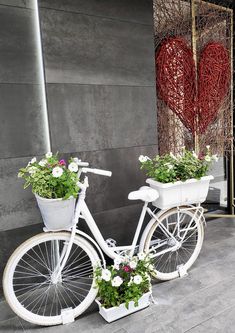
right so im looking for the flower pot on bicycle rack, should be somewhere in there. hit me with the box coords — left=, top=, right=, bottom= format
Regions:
left=35, top=194, right=76, bottom=231
left=96, top=292, right=151, bottom=323
left=146, top=175, right=214, bottom=210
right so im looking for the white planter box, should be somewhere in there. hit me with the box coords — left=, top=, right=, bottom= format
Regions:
left=146, top=175, right=213, bottom=210
left=96, top=292, right=151, bottom=323
left=35, top=194, right=76, bottom=231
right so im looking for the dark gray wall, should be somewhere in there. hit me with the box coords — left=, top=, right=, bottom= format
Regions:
left=0, top=0, right=157, bottom=286
left=0, top=1, right=49, bottom=286
left=0, top=0, right=49, bottom=235
left=38, top=0, right=157, bottom=243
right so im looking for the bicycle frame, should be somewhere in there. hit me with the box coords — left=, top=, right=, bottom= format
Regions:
left=52, top=177, right=149, bottom=281
left=52, top=175, right=205, bottom=282
left=76, top=183, right=149, bottom=260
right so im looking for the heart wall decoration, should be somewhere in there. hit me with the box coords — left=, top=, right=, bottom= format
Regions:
left=155, top=36, right=231, bottom=134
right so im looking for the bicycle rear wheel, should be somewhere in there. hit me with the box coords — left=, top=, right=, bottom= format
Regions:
left=3, top=232, right=100, bottom=326
left=144, top=207, right=204, bottom=280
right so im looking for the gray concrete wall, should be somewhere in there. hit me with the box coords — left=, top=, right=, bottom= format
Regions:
left=38, top=0, right=157, bottom=243
left=0, top=1, right=48, bottom=233
left=0, top=0, right=157, bottom=284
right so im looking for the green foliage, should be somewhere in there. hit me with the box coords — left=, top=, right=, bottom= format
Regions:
left=139, top=146, right=218, bottom=183
left=18, top=153, right=80, bottom=199
left=94, top=254, right=156, bottom=309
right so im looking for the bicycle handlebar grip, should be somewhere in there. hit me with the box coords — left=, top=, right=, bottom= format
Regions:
left=82, top=167, right=112, bottom=177
left=77, top=161, right=89, bottom=167
left=93, top=169, right=112, bottom=177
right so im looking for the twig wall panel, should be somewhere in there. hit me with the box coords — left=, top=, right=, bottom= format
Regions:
left=153, top=0, right=233, bottom=157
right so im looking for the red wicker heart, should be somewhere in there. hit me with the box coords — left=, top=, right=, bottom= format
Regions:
left=198, top=42, right=230, bottom=133
left=156, top=37, right=230, bottom=134
left=155, top=37, right=197, bottom=133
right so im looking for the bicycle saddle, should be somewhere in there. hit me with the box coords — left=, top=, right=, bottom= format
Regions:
left=128, top=186, right=159, bottom=202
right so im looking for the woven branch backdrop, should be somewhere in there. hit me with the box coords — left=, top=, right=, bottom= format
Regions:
left=153, top=0, right=233, bottom=156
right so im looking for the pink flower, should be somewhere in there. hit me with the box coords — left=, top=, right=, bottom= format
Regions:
left=59, top=159, right=66, bottom=166
left=123, top=265, right=131, bottom=272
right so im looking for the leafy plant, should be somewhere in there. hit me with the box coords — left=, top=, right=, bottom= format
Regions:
left=94, top=254, right=156, bottom=309
left=18, top=152, right=80, bottom=199
left=139, top=146, right=218, bottom=183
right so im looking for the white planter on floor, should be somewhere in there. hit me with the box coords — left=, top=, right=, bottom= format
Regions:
left=146, top=175, right=213, bottom=210
left=96, top=292, right=151, bottom=323
left=35, top=194, right=76, bottom=231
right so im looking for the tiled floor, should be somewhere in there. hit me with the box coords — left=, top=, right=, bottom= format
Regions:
left=1, top=217, right=235, bottom=333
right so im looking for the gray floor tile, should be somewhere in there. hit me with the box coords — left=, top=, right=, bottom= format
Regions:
left=1, top=218, right=235, bottom=333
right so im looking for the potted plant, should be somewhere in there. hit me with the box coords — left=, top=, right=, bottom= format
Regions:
left=139, top=146, right=217, bottom=209
left=94, top=254, right=156, bottom=322
left=18, top=152, right=80, bottom=230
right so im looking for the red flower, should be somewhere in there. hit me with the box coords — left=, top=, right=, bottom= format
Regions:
left=123, top=265, right=131, bottom=272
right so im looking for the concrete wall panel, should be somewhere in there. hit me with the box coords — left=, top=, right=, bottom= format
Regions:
left=39, top=0, right=153, bottom=25
left=0, top=5, right=39, bottom=84
left=39, top=8, right=155, bottom=86
left=0, top=84, right=48, bottom=158
left=46, top=84, right=157, bottom=153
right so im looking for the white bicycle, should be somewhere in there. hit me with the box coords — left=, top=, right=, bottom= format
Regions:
left=3, top=161, right=205, bottom=326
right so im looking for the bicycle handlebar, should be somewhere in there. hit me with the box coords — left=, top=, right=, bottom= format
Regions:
left=82, top=167, right=112, bottom=177
left=77, top=161, right=89, bottom=167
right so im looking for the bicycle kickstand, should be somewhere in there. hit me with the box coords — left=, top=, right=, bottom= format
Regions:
left=177, top=265, right=188, bottom=278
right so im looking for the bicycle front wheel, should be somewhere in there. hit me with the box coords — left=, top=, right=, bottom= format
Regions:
left=144, top=207, right=204, bottom=280
left=3, top=232, right=100, bottom=326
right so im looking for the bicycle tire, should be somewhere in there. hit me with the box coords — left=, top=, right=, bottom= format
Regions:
left=3, top=232, right=100, bottom=326
left=144, top=206, right=204, bottom=280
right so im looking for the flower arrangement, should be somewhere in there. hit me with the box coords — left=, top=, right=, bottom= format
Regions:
left=139, top=146, right=218, bottom=184
left=94, top=253, right=156, bottom=309
left=18, top=152, right=80, bottom=199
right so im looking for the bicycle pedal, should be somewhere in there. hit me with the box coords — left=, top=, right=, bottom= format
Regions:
left=106, top=238, right=117, bottom=247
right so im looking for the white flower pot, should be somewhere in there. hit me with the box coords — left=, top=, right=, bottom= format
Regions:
left=96, top=292, right=151, bottom=323
left=146, top=175, right=214, bottom=209
left=35, top=194, right=76, bottom=231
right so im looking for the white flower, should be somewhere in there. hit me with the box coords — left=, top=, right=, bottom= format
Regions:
left=205, top=155, right=211, bottom=162
left=52, top=166, right=63, bottom=178
left=46, top=152, right=52, bottom=158
left=101, top=269, right=111, bottom=282
left=68, top=162, right=78, bottom=173
left=137, top=252, right=145, bottom=261
left=133, top=275, right=143, bottom=285
left=111, top=276, right=123, bottom=287
left=30, top=157, right=37, bottom=164
left=73, top=157, right=81, bottom=164
left=39, top=159, right=47, bottom=167
left=212, top=154, right=219, bottom=162
left=206, top=145, right=210, bottom=150
left=114, top=258, right=123, bottom=265
left=139, top=155, right=151, bottom=163
left=129, top=260, right=137, bottom=269
left=113, top=263, right=120, bottom=270
left=113, top=258, right=123, bottom=270
left=28, top=166, right=37, bottom=175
